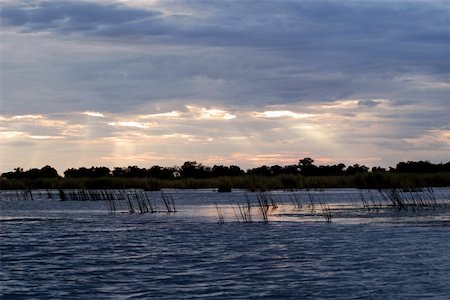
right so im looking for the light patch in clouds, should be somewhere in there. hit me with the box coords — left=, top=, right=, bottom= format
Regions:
left=396, top=75, right=450, bottom=90
left=139, top=111, right=181, bottom=119
left=1, top=99, right=449, bottom=173
left=11, top=115, right=44, bottom=120
left=2, top=114, right=67, bottom=127
left=100, top=151, right=180, bottom=164
left=0, top=130, right=63, bottom=141
left=201, top=152, right=312, bottom=168
left=138, top=106, right=236, bottom=121
left=253, top=110, right=315, bottom=119
left=403, top=129, right=450, bottom=149
left=107, top=121, right=154, bottom=129
left=0, top=131, right=26, bottom=139
left=0, top=114, right=88, bottom=140
left=161, top=133, right=195, bottom=139
left=320, top=100, right=361, bottom=109
left=83, top=111, right=105, bottom=118
left=186, top=106, right=236, bottom=120
left=29, top=135, right=64, bottom=140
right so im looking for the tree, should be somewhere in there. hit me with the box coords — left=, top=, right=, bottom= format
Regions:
left=39, top=165, right=59, bottom=178
left=180, top=161, right=210, bottom=178
left=247, top=165, right=271, bottom=176
left=298, top=158, right=319, bottom=176
left=345, top=164, right=369, bottom=175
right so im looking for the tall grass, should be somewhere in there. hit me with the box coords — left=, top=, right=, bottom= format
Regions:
left=215, top=203, right=225, bottom=224
left=2, top=172, right=450, bottom=191
left=319, top=201, right=332, bottom=223
left=358, top=188, right=447, bottom=211
left=47, top=189, right=176, bottom=214
left=161, top=191, right=176, bottom=213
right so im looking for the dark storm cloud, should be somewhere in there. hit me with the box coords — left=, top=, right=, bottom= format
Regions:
left=1, top=1, right=161, bottom=32
left=3, top=1, right=449, bottom=49
left=1, top=0, right=449, bottom=111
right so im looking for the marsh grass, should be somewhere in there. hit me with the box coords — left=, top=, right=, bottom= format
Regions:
left=3, top=187, right=450, bottom=224
left=307, top=193, right=316, bottom=214
left=319, top=200, right=332, bottom=223
left=236, top=202, right=252, bottom=223
left=2, top=172, right=450, bottom=191
left=256, top=195, right=270, bottom=224
left=231, top=191, right=281, bottom=223
left=48, top=189, right=175, bottom=214
left=215, top=203, right=225, bottom=224
left=161, top=191, right=176, bottom=213
left=288, top=193, right=303, bottom=209
left=356, top=188, right=448, bottom=212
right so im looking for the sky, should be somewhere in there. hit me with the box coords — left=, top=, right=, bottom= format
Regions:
left=1, top=0, right=449, bottom=173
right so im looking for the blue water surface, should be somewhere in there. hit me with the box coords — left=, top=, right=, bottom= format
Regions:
left=1, top=189, right=450, bottom=299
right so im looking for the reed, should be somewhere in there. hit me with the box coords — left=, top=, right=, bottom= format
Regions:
left=359, top=190, right=370, bottom=210
left=236, top=202, right=252, bottom=223
left=215, top=203, right=225, bottom=224
left=288, top=193, right=303, bottom=209
left=144, top=192, right=156, bottom=213
left=355, top=188, right=448, bottom=211
left=161, top=191, right=176, bottom=213
left=318, top=199, right=332, bottom=223
left=232, top=205, right=242, bottom=223
left=126, top=192, right=136, bottom=213
left=307, top=192, right=316, bottom=213
left=256, top=195, right=269, bottom=224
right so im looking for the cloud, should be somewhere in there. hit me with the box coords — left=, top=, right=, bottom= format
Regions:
left=107, top=121, right=154, bottom=129
left=403, top=129, right=450, bottom=149
left=1, top=1, right=161, bottom=33
left=83, top=111, right=105, bottom=117
left=252, top=111, right=315, bottom=119
left=139, top=111, right=181, bottom=119
left=1, top=1, right=449, bottom=171
left=185, top=106, right=236, bottom=120
left=2, top=0, right=449, bottom=114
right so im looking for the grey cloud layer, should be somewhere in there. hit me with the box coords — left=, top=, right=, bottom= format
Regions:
left=3, top=1, right=449, bottom=48
left=1, top=0, right=449, bottom=170
left=2, top=0, right=449, bottom=114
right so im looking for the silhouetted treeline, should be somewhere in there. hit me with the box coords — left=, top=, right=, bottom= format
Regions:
left=392, top=161, right=450, bottom=174
left=2, top=159, right=449, bottom=180
left=62, top=162, right=245, bottom=179
left=1, top=166, right=59, bottom=179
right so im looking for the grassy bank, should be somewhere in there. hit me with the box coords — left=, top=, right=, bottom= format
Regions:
left=1, top=172, right=449, bottom=190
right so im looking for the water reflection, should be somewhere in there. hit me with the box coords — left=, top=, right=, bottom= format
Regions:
left=2, top=189, right=450, bottom=299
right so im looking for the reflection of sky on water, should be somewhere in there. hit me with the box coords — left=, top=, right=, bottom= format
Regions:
left=1, top=189, right=449, bottom=225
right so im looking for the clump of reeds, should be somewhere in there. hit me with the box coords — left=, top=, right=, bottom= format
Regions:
left=24, top=190, right=33, bottom=200
left=256, top=192, right=279, bottom=209
left=233, top=191, right=278, bottom=224
left=161, top=191, right=176, bottom=213
left=106, top=197, right=116, bottom=214
left=307, top=192, right=316, bottom=213
left=144, top=192, right=156, bottom=213
left=215, top=203, right=225, bottom=224
left=256, top=194, right=269, bottom=224
left=356, top=188, right=447, bottom=211
left=318, top=200, right=332, bottom=223
left=235, top=202, right=252, bottom=223
left=288, top=193, right=303, bottom=209
left=105, top=190, right=157, bottom=214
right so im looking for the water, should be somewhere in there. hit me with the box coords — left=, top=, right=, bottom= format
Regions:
left=1, top=189, right=450, bottom=299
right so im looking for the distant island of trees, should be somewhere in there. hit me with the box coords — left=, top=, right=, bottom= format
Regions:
left=1, top=158, right=449, bottom=190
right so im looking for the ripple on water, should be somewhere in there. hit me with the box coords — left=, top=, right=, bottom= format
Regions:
left=1, top=189, right=450, bottom=299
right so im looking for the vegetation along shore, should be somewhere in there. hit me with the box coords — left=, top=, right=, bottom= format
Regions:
left=1, top=158, right=449, bottom=190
